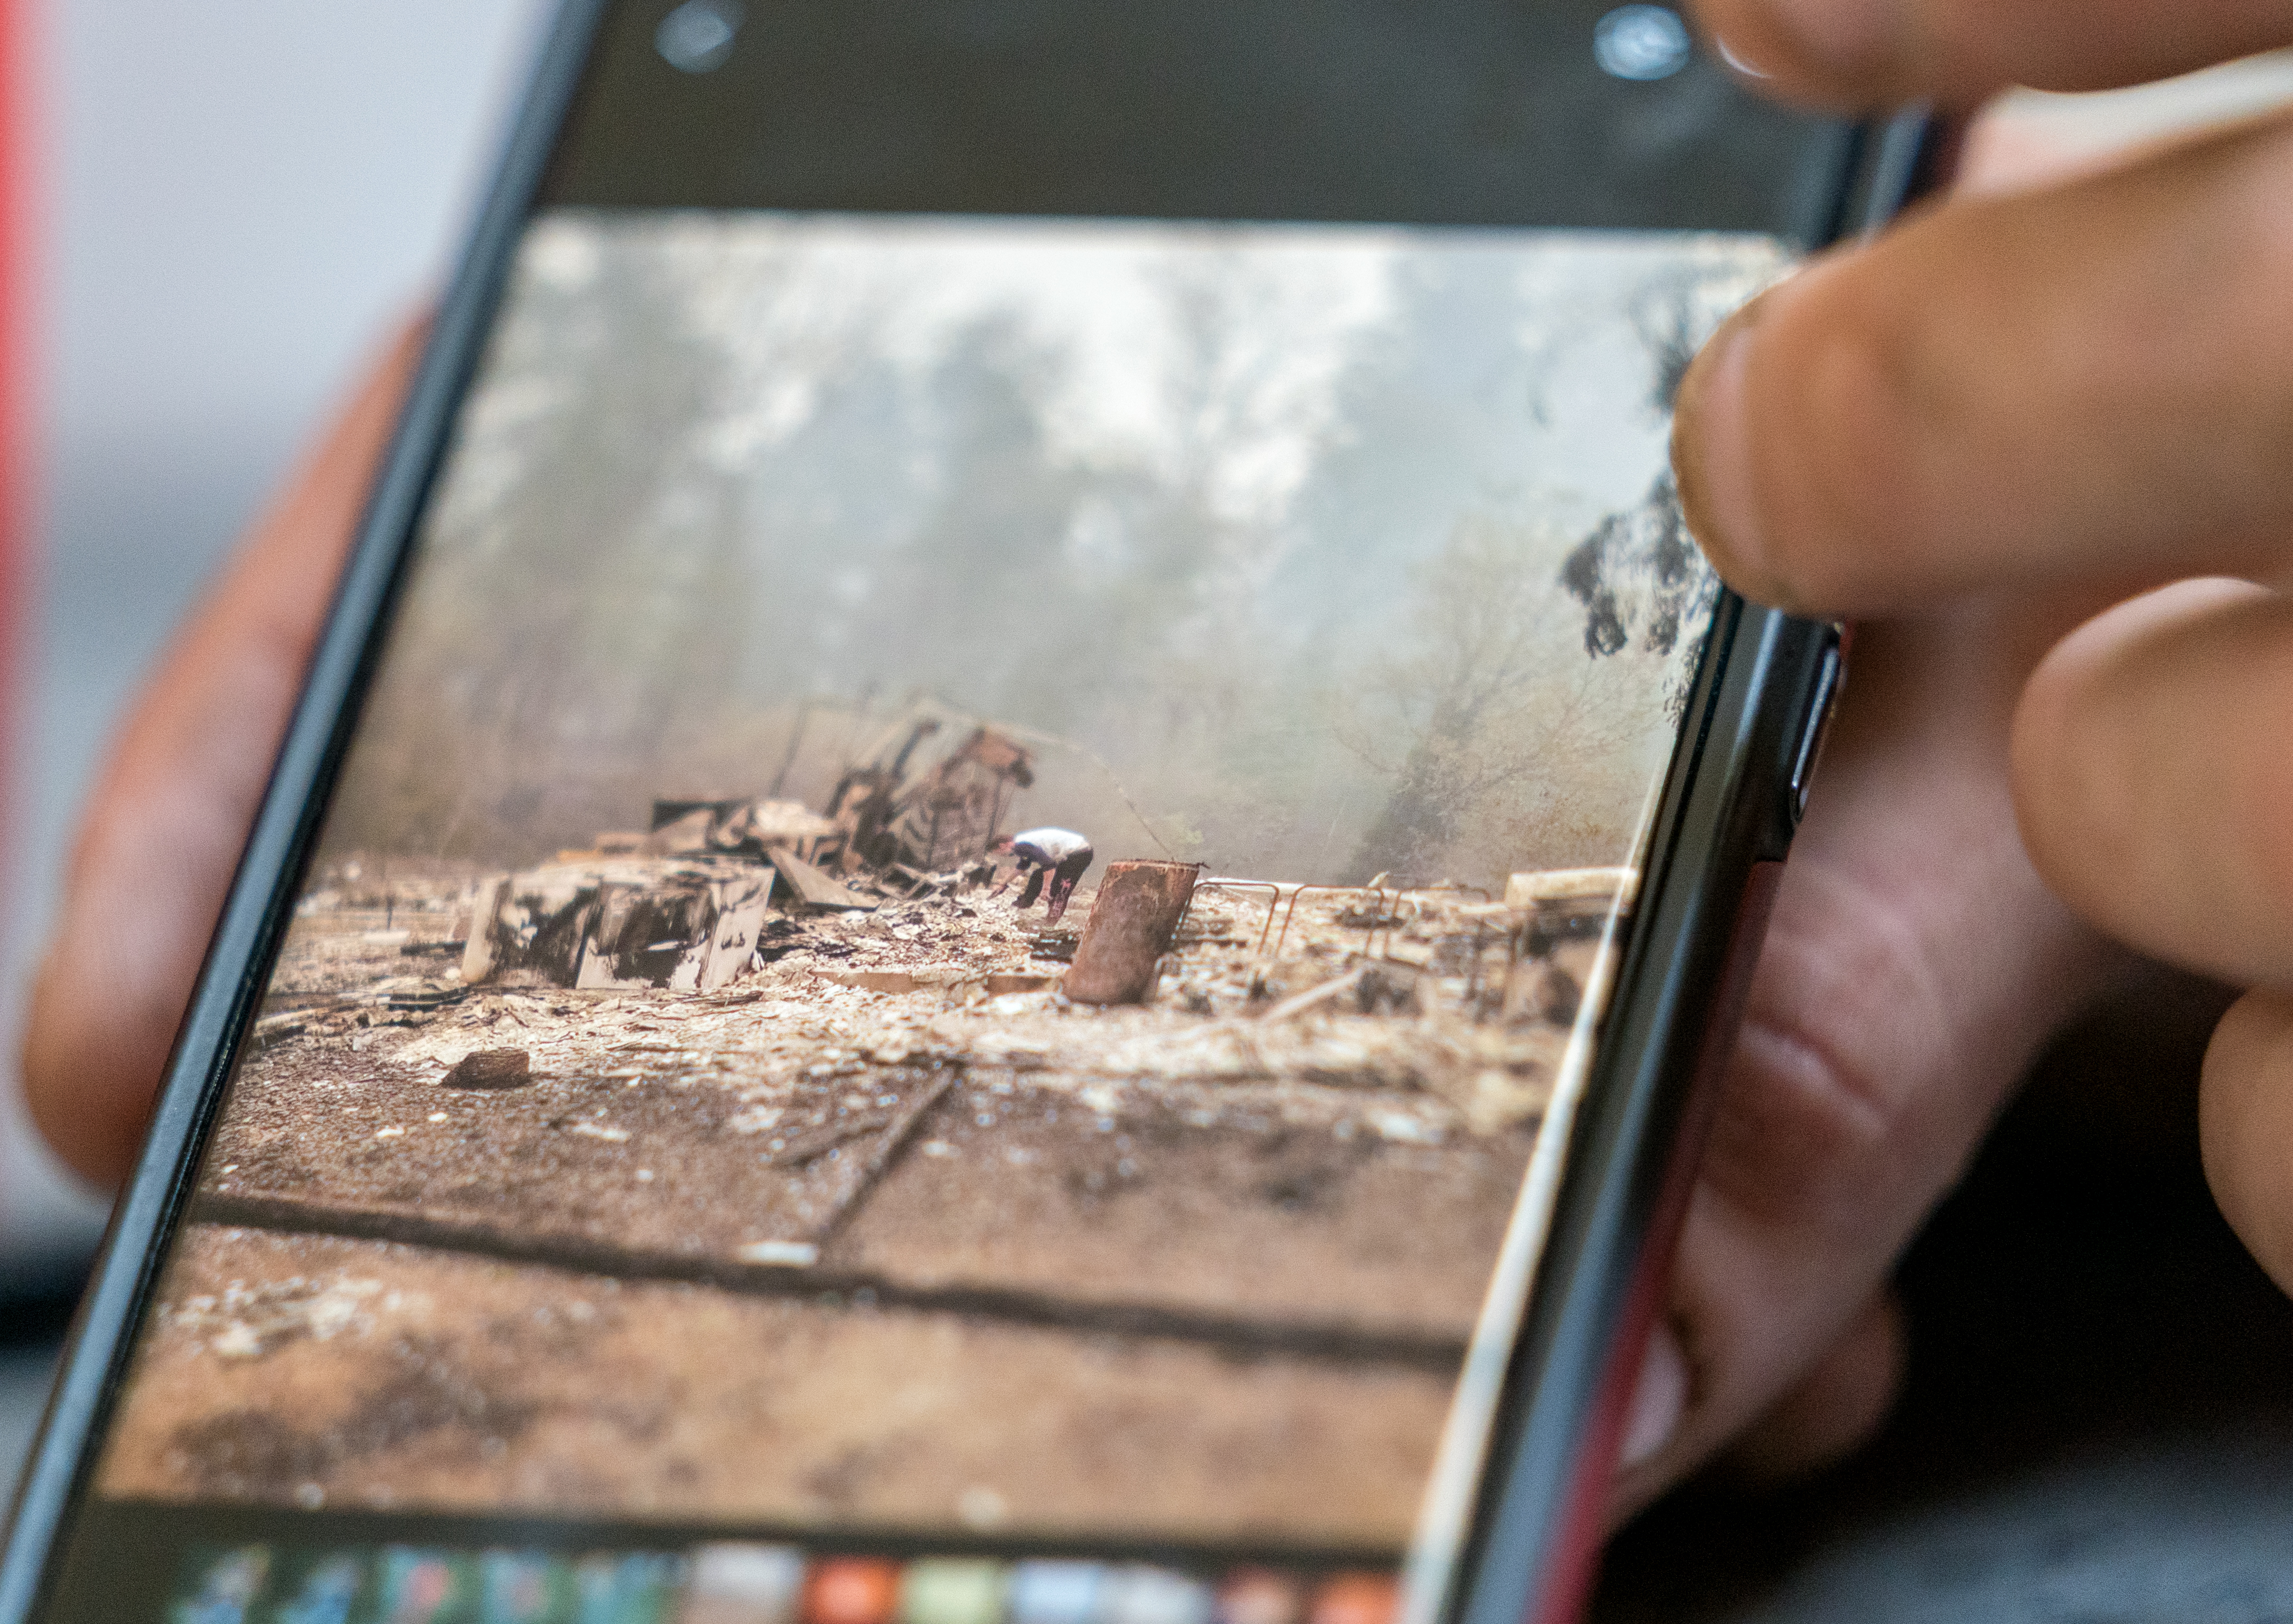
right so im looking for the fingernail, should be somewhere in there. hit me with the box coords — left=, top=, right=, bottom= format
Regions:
left=1712, top=35, right=1771, bottom=80
left=1673, top=308, right=1766, bottom=576
left=1620, top=1323, right=1687, bottom=1471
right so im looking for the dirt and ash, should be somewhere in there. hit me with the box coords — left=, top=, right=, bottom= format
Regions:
left=102, top=848, right=1607, bottom=1551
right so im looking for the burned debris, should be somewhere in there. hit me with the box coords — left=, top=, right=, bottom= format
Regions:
left=432, top=685, right=1642, bottom=1040
left=441, top=1048, right=530, bottom=1090
left=1064, top=860, right=1197, bottom=1005
left=314, top=689, right=1637, bottom=1065
left=819, top=715, right=1036, bottom=877
left=461, top=716, right=1039, bottom=993
left=461, top=858, right=776, bottom=994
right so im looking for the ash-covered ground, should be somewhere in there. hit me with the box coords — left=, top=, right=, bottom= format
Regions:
left=101, top=859, right=1604, bottom=1551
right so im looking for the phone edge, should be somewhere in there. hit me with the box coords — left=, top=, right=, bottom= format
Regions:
left=1441, top=106, right=1936, bottom=1624
left=1446, top=598, right=1824, bottom=1624
left=0, top=2, right=612, bottom=1612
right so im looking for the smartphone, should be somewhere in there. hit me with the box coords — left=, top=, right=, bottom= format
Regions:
left=4, top=5, right=1920, bottom=1620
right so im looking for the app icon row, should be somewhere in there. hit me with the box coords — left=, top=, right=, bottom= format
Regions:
left=167, top=1540, right=1401, bottom=1624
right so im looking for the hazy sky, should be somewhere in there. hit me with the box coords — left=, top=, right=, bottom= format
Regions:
left=497, top=211, right=1783, bottom=598
left=356, top=211, right=1789, bottom=883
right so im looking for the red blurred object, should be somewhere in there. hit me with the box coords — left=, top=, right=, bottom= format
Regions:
left=0, top=0, right=25, bottom=875
left=1306, top=1574, right=1396, bottom=1624
left=803, top=1557, right=903, bottom=1624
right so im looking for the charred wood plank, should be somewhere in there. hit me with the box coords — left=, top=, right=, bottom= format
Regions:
left=769, top=847, right=877, bottom=912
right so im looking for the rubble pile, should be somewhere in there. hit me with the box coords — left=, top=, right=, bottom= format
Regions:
left=359, top=705, right=1633, bottom=1081
left=268, top=813, right=1632, bottom=1146
left=455, top=716, right=1038, bottom=995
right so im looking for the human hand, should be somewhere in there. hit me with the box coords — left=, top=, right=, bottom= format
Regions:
left=1623, top=0, right=2293, bottom=1514
left=21, top=322, right=424, bottom=1188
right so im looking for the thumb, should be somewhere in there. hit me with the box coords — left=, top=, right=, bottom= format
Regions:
left=1615, top=598, right=2129, bottom=1515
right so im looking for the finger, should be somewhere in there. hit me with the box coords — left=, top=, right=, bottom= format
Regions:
left=2012, top=578, right=2293, bottom=989
left=2200, top=987, right=2293, bottom=1298
left=1614, top=601, right=2127, bottom=1517
left=1953, top=95, right=2160, bottom=200
left=1674, top=109, right=2293, bottom=618
left=1620, top=1289, right=1905, bottom=1490
left=1689, top=0, right=2293, bottom=110
left=22, top=318, right=426, bottom=1188
left=1721, top=1286, right=1905, bottom=1483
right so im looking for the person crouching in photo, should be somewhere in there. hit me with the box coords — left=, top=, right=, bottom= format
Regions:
left=991, top=828, right=1094, bottom=925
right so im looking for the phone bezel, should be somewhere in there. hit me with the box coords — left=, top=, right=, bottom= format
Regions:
left=0, top=2, right=1925, bottom=1614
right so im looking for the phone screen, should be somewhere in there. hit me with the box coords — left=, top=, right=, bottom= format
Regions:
left=34, top=6, right=1843, bottom=1620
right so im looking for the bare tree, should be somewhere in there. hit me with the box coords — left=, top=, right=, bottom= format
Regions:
left=1558, top=473, right=1718, bottom=720
left=1345, top=515, right=1630, bottom=883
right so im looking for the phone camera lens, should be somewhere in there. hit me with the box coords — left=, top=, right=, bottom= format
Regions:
left=1593, top=6, right=1692, bottom=80
left=657, top=0, right=744, bottom=73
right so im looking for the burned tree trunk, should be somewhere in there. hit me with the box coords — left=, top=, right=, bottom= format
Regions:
left=1064, top=861, right=1200, bottom=1006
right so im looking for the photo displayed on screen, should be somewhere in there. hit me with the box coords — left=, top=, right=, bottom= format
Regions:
left=93, top=213, right=1784, bottom=1562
